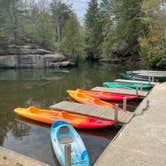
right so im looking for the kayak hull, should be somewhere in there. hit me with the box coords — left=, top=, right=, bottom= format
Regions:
left=67, top=89, right=116, bottom=109
left=67, top=89, right=125, bottom=113
left=119, top=73, right=149, bottom=81
left=50, top=121, right=90, bottom=166
left=103, top=82, right=152, bottom=90
left=77, top=89, right=138, bottom=101
left=119, top=73, right=166, bottom=82
left=14, top=107, right=114, bottom=129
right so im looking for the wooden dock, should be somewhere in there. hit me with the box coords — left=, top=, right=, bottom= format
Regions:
left=91, top=86, right=148, bottom=97
left=114, top=79, right=158, bottom=86
left=94, top=82, right=166, bottom=166
left=50, top=101, right=134, bottom=124
left=0, top=146, right=49, bottom=166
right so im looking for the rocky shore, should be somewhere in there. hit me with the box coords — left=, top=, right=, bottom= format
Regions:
left=0, top=46, right=75, bottom=69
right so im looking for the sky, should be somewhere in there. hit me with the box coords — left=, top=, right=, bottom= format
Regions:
left=65, top=0, right=90, bottom=23
left=35, top=0, right=90, bottom=23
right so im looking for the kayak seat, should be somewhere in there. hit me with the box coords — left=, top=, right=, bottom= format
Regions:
left=59, top=126, right=70, bottom=134
left=58, top=126, right=73, bottom=144
left=28, top=106, right=39, bottom=113
left=61, top=111, right=70, bottom=118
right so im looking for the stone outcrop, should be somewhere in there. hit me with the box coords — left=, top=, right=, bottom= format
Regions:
left=0, top=47, right=75, bottom=68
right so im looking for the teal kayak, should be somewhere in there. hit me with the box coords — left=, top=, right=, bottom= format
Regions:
left=103, top=82, right=152, bottom=90
left=50, top=121, right=90, bottom=166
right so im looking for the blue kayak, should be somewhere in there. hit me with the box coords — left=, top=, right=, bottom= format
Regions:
left=50, top=121, right=90, bottom=166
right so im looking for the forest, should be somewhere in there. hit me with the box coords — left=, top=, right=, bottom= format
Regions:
left=0, top=0, right=165, bottom=69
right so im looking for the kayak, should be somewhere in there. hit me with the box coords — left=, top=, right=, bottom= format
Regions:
left=50, top=121, right=90, bottom=166
left=76, top=89, right=138, bottom=101
left=14, top=106, right=114, bottom=129
left=103, top=82, right=152, bottom=90
left=127, top=70, right=166, bottom=82
left=119, top=73, right=164, bottom=82
left=119, top=73, right=149, bottom=81
left=67, top=89, right=123, bottom=111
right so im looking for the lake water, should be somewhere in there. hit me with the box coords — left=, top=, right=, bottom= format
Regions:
left=0, top=62, right=139, bottom=165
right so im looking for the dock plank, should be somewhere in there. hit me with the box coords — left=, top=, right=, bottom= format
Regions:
left=91, top=86, right=148, bottom=97
left=114, top=79, right=158, bottom=86
left=50, top=101, right=134, bottom=124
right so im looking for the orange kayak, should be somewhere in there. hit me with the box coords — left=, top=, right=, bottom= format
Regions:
left=67, top=89, right=123, bottom=111
left=76, top=89, right=138, bottom=101
left=14, top=106, right=114, bottom=129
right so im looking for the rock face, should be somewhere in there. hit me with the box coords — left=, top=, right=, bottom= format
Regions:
left=0, top=48, right=75, bottom=68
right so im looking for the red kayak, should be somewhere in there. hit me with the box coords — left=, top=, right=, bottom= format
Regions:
left=77, top=89, right=138, bottom=101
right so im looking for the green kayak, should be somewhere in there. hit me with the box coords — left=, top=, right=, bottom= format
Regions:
left=119, top=73, right=149, bottom=81
left=120, top=73, right=166, bottom=82
left=103, top=82, right=152, bottom=90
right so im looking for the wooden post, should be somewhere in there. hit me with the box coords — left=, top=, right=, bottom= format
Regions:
left=123, top=96, right=127, bottom=112
left=65, top=144, right=71, bottom=166
left=148, top=76, right=151, bottom=84
left=152, top=76, right=154, bottom=82
left=114, top=104, right=119, bottom=125
left=140, top=82, right=143, bottom=91
left=136, top=86, right=138, bottom=96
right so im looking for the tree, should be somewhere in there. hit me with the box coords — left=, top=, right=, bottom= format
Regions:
left=0, top=0, right=28, bottom=46
left=61, top=14, right=83, bottom=60
left=0, top=0, right=10, bottom=47
left=100, top=0, right=116, bottom=57
left=51, top=0, right=71, bottom=42
left=7, top=0, right=26, bottom=45
left=84, top=0, right=103, bottom=60
left=117, top=0, right=145, bottom=55
left=36, top=11, right=56, bottom=50
left=139, top=0, right=166, bottom=69
left=21, top=2, right=40, bottom=45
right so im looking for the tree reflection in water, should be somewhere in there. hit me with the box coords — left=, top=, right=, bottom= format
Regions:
left=0, top=113, right=30, bottom=145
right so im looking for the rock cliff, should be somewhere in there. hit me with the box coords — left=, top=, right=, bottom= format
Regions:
left=0, top=47, right=75, bottom=68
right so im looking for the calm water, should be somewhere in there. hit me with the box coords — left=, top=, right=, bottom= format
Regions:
left=0, top=62, right=139, bottom=165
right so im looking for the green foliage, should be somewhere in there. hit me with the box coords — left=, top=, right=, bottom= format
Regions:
left=100, top=0, right=117, bottom=57
left=0, top=0, right=165, bottom=69
left=0, top=16, right=9, bottom=47
left=36, top=12, right=56, bottom=50
left=139, top=0, right=166, bottom=69
left=61, top=14, right=83, bottom=60
left=100, top=0, right=145, bottom=58
left=117, top=0, right=145, bottom=55
left=102, top=22, right=115, bottom=57
left=51, top=0, right=71, bottom=42
left=0, top=0, right=13, bottom=46
left=7, top=0, right=26, bottom=45
left=84, top=0, right=103, bottom=60
left=21, top=3, right=40, bottom=44
left=0, top=0, right=33, bottom=46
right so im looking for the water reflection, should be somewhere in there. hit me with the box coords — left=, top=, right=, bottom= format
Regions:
left=0, top=63, right=139, bottom=165
left=16, top=116, right=120, bottom=140
left=14, top=116, right=120, bottom=165
left=0, top=69, right=70, bottom=81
